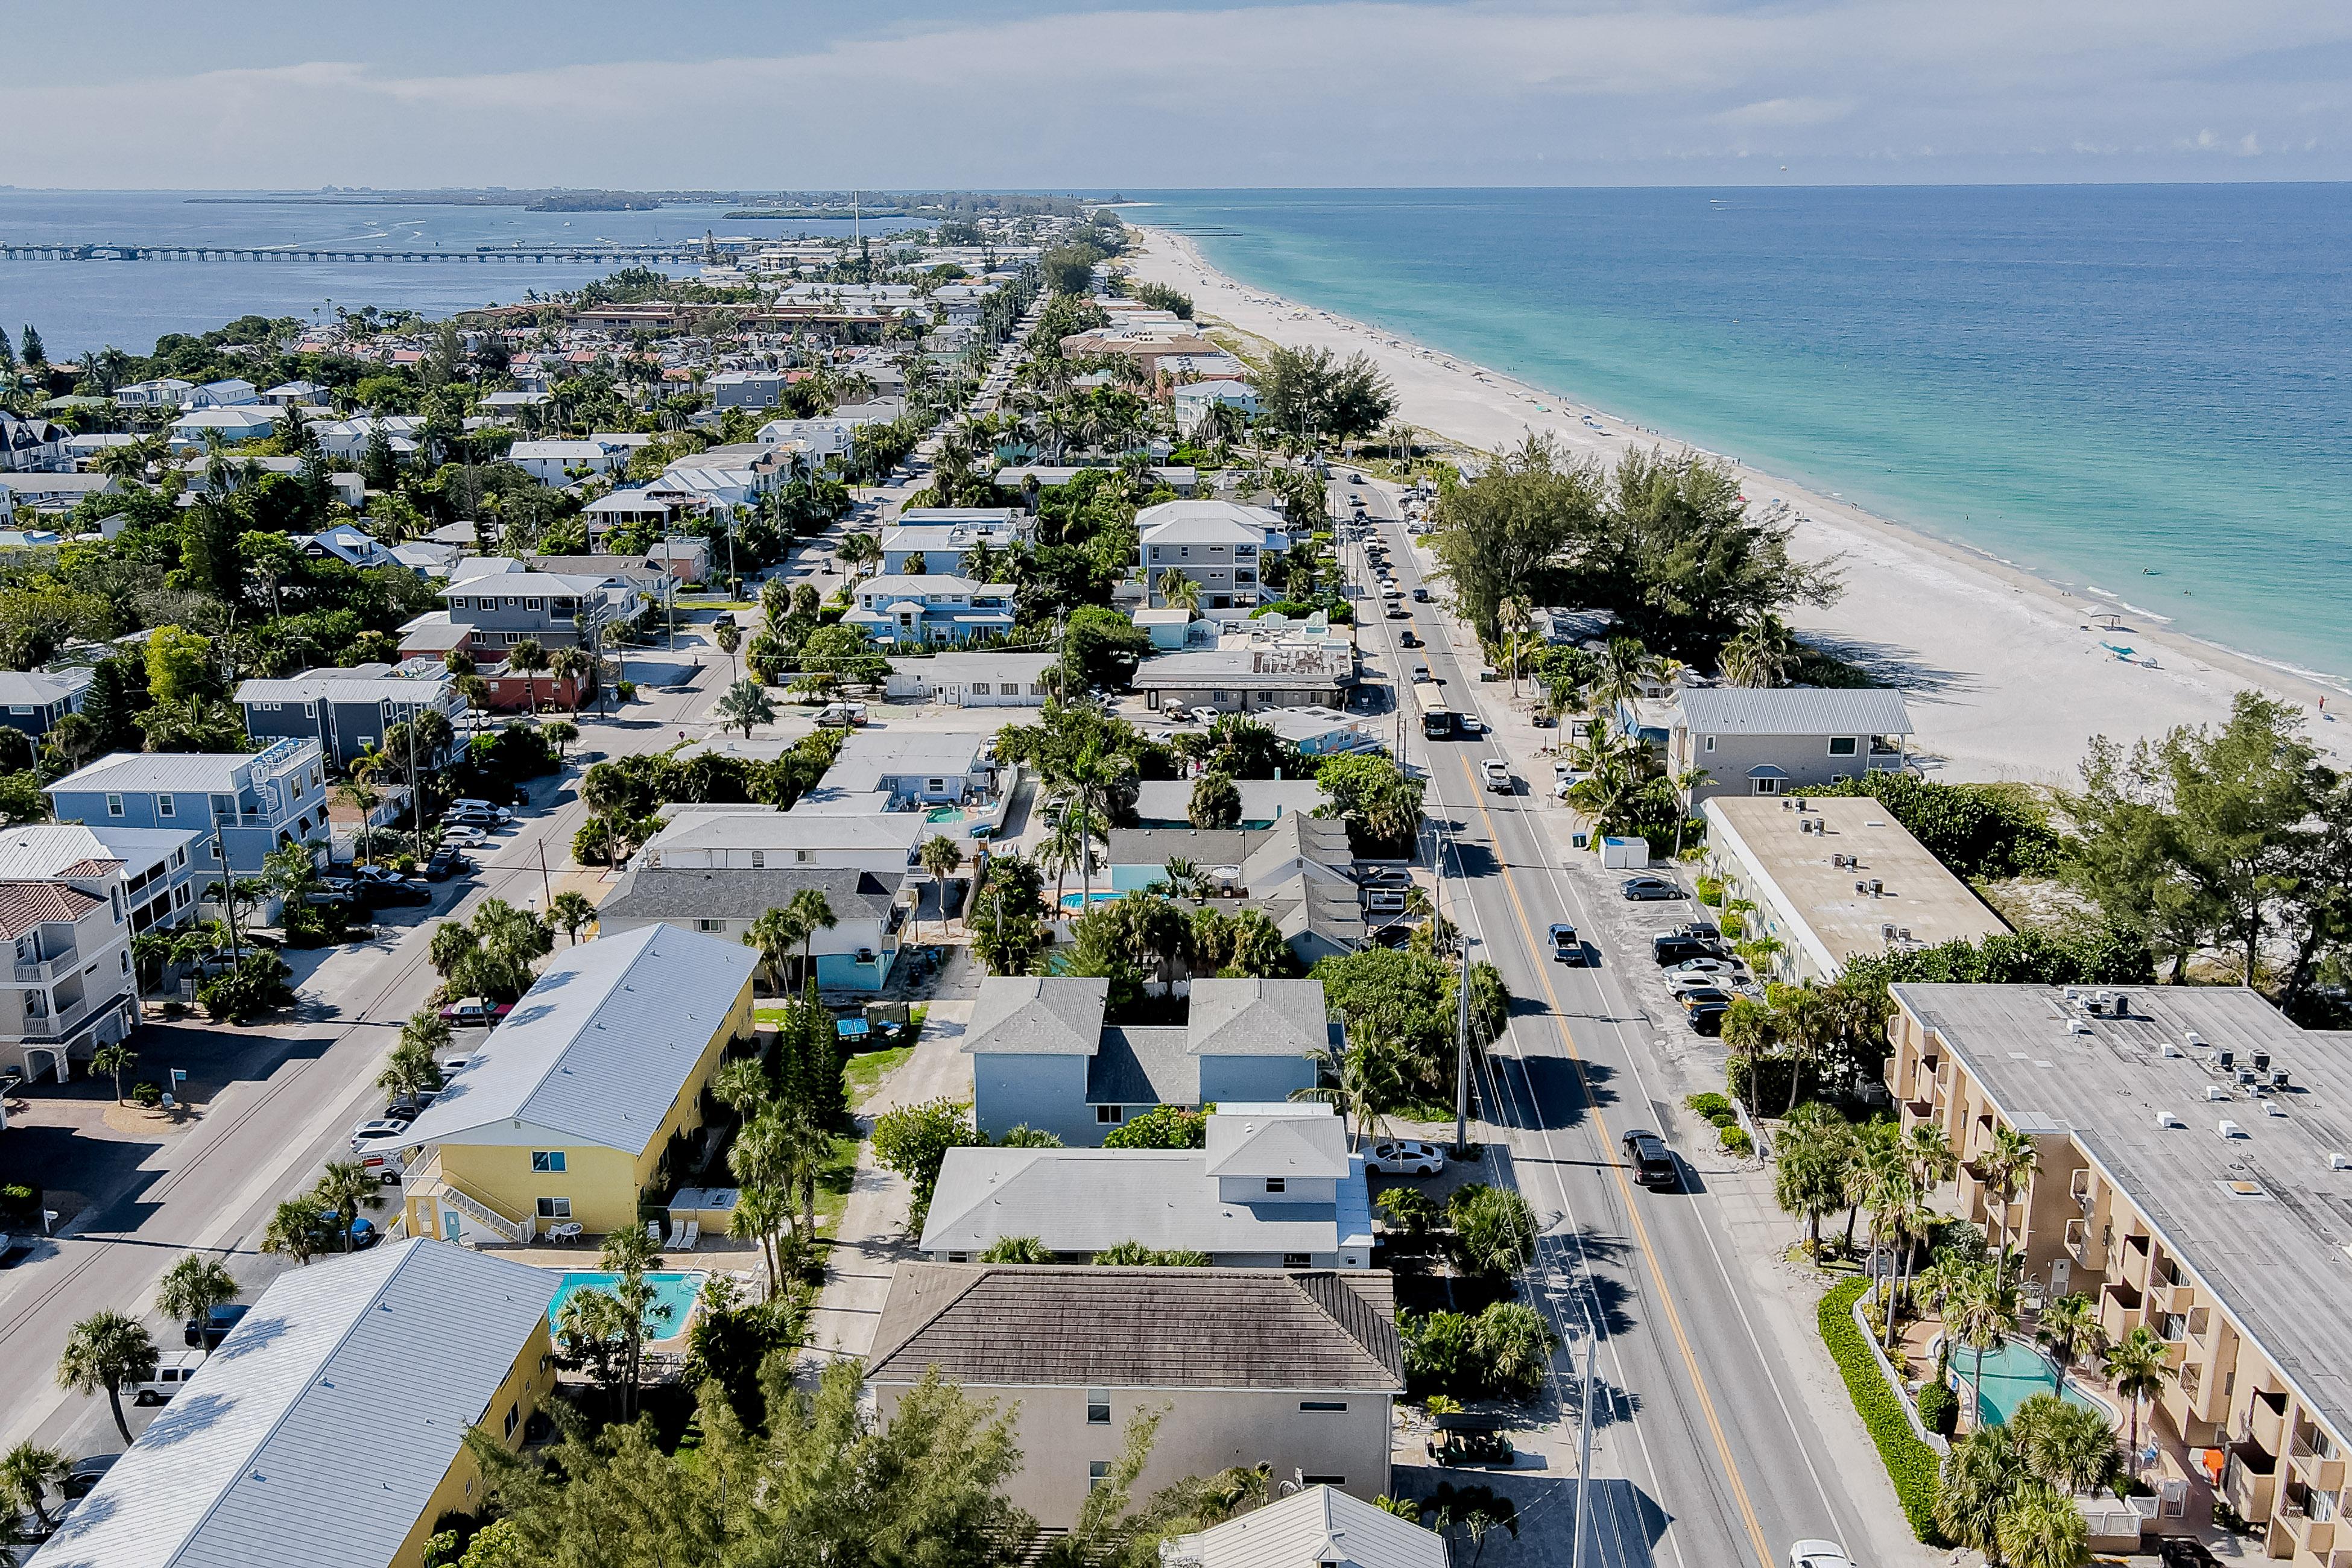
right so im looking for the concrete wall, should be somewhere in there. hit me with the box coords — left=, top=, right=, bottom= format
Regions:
left=874, top=1380, right=1389, bottom=1529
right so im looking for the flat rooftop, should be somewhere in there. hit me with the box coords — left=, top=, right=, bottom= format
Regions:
left=1895, top=983, right=2352, bottom=1444
left=1707, top=795, right=2008, bottom=972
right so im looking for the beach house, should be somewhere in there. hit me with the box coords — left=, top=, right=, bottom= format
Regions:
left=0, top=667, right=91, bottom=741
left=1663, top=686, right=1915, bottom=803
left=880, top=507, right=1029, bottom=574
left=593, top=863, right=911, bottom=991
left=236, top=663, right=467, bottom=773
left=27, top=1240, right=557, bottom=1568
left=397, top=924, right=757, bottom=1244
left=844, top=574, right=1016, bottom=646
left=866, top=1263, right=1402, bottom=1528
left=920, top=1103, right=1373, bottom=1267
left=962, top=976, right=1333, bottom=1145
left=1137, top=499, right=1280, bottom=611
left=47, top=739, right=328, bottom=879
left=637, top=804, right=928, bottom=874
left=883, top=651, right=1057, bottom=707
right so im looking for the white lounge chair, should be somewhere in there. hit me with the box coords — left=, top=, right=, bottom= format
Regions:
left=679, top=1220, right=699, bottom=1251
left=665, top=1218, right=686, bottom=1249
left=645, top=1220, right=663, bottom=1246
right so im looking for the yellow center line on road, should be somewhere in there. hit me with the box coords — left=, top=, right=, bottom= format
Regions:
left=1448, top=752, right=1776, bottom=1568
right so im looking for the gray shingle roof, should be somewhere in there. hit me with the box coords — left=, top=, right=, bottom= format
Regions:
left=28, top=1239, right=554, bottom=1568
left=1086, top=1025, right=1193, bottom=1104
left=867, top=1263, right=1402, bottom=1389
left=963, top=976, right=1108, bottom=1057
left=598, top=865, right=900, bottom=923
left=400, top=925, right=756, bottom=1155
left=1672, top=686, right=1913, bottom=738
left=1189, top=978, right=1332, bottom=1058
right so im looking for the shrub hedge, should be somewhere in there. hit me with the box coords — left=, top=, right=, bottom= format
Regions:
left=1818, top=1276, right=1948, bottom=1544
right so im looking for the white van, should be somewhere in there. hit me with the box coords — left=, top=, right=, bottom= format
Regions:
left=134, top=1349, right=206, bottom=1405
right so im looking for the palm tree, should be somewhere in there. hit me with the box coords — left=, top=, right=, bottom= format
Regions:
left=745, top=906, right=806, bottom=996
left=1056, top=741, right=1132, bottom=919
left=2015, top=1393, right=2120, bottom=1497
left=90, top=1042, right=137, bottom=1105
left=375, top=1038, right=444, bottom=1110
left=1, top=1442, right=70, bottom=1533
left=545, top=645, right=592, bottom=709
left=1935, top=1426, right=2021, bottom=1563
left=1156, top=856, right=1203, bottom=901
left=1155, top=568, right=1201, bottom=614
left=786, top=888, right=838, bottom=990
left=715, top=619, right=743, bottom=682
left=548, top=890, right=597, bottom=944
left=2103, top=1325, right=2172, bottom=1482
left=1952, top=1265, right=2022, bottom=1430
left=2034, top=1293, right=2105, bottom=1399
left=312, top=1160, right=385, bottom=1252
left=731, top=1181, right=791, bottom=1300
left=918, top=834, right=965, bottom=938
left=1772, top=1110, right=1850, bottom=1256
left=1289, top=1032, right=1406, bottom=1151
left=1996, top=1481, right=2090, bottom=1568
left=599, top=1224, right=667, bottom=1420
left=56, top=1310, right=158, bottom=1443
left=1588, top=636, right=1663, bottom=729
left=261, top=1199, right=323, bottom=1266
left=713, top=677, right=776, bottom=739
left=1769, top=984, right=1831, bottom=1116
left=502, top=637, right=548, bottom=714
left=1980, top=1123, right=2041, bottom=1277
left=154, top=1253, right=241, bottom=1358
left=1718, top=997, right=1775, bottom=1111
left=836, top=531, right=880, bottom=580
left=1719, top=613, right=1804, bottom=688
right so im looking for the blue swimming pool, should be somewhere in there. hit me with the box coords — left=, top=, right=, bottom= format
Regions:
left=1953, top=1336, right=2116, bottom=1427
left=546, top=1271, right=707, bottom=1341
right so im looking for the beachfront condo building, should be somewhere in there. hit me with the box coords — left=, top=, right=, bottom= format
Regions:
left=399, top=924, right=757, bottom=1244
left=1886, top=983, right=2352, bottom=1560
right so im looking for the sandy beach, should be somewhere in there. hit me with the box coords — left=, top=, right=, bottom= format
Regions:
left=1125, top=227, right=2351, bottom=786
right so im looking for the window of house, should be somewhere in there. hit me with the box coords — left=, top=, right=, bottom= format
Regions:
left=1265, top=1177, right=1286, bottom=1193
left=1096, top=1104, right=1124, bottom=1124
left=105, top=793, right=124, bottom=817
left=1703, top=735, right=1715, bottom=752
left=303, top=702, right=317, bottom=718
left=525, top=598, right=543, bottom=612
left=1299, top=1402, right=1347, bottom=1413
left=1282, top=1252, right=1312, bottom=1268
left=749, top=850, right=765, bottom=868
left=796, top=849, right=812, bottom=863
left=928, top=779, right=945, bottom=792
left=531, top=1151, right=567, bottom=1173
left=1754, top=777, right=1781, bottom=795
left=1088, top=1461, right=1111, bottom=1492
left=504, top=1402, right=521, bottom=1439
left=536, top=1197, right=571, bottom=1220
left=697, top=919, right=725, bottom=934
left=1001, top=683, right=1020, bottom=695
left=1827, top=736, right=1858, bottom=757
left=1087, top=1389, right=1111, bottom=1425
left=8, top=706, right=30, bottom=716
left=155, top=794, right=174, bottom=818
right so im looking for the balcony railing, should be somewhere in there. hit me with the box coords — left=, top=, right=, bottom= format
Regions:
left=2252, top=1392, right=2291, bottom=1456
left=2292, top=1435, right=2346, bottom=1494
left=13, top=952, right=77, bottom=984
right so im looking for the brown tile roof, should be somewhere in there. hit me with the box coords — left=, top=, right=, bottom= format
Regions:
left=0, top=880, right=103, bottom=939
left=866, top=1265, right=1403, bottom=1391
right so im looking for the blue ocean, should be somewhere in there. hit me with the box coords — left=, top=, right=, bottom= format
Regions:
left=1133, top=188, right=2352, bottom=685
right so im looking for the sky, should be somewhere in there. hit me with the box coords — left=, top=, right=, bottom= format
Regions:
left=6, top=0, right=2352, bottom=188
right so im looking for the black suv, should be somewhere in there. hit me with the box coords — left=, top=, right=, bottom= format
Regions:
left=1654, top=935, right=1725, bottom=967
left=1621, top=1130, right=1679, bottom=1189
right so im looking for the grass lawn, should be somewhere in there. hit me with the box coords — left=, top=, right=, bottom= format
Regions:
left=844, top=1046, right=913, bottom=1107
left=814, top=1132, right=863, bottom=1236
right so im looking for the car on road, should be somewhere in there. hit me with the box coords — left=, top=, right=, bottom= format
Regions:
left=1481, top=759, right=1512, bottom=794
left=1621, top=1129, right=1680, bottom=1187
left=185, top=1303, right=250, bottom=1349
left=1380, top=584, right=1401, bottom=601
left=133, top=1349, right=206, bottom=1405
left=1620, top=875, right=1686, bottom=901
left=438, top=996, right=513, bottom=1028
left=349, top=1117, right=411, bottom=1151
left=1386, top=605, right=1410, bottom=619
left=1549, top=923, right=1583, bottom=963
left=1412, top=586, right=1430, bottom=602
left=1367, top=1139, right=1446, bottom=1176
left=1458, top=714, right=1485, bottom=736
left=1788, top=1542, right=1857, bottom=1568
left=1398, top=629, right=1419, bottom=647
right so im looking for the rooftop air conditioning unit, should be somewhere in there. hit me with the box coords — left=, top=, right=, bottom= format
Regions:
left=2186, top=1031, right=2207, bottom=1048
left=1855, top=880, right=1869, bottom=895
left=2273, top=1070, right=2292, bottom=1090
left=2239, top=1068, right=2259, bottom=1087
left=2218, top=1119, right=2245, bottom=1139
left=1898, top=928, right=1913, bottom=941
left=2206, top=1085, right=2229, bottom=1101
left=2254, top=1051, right=2272, bottom=1072
left=1794, top=798, right=1808, bottom=812
left=1870, top=879, right=1885, bottom=896
left=2263, top=1099, right=2286, bottom=1118
left=2330, top=1152, right=2351, bottom=1172
left=2155, top=1110, right=2184, bottom=1129
left=1882, top=923, right=1898, bottom=942
left=2065, top=987, right=2082, bottom=1002
left=1781, top=798, right=1794, bottom=811
left=2218, top=1048, right=2235, bottom=1070
left=2068, top=1018, right=2094, bottom=1036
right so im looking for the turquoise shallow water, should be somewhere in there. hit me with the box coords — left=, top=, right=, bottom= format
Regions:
left=547, top=1269, right=706, bottom=1339
left=1957, top=1336, right=2113, bottom=1427
left=1132, top=187, right=2352, bottom=684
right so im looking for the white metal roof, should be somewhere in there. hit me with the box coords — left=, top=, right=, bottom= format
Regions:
left=399, top=925, right=756, bottom=1155
left=1672, top=686, right=1914, bottom=738
left=28, top=1239, right=554, bottom=1568
left=1162, top=1485, right=1447, bottom=1568
left=918, top=1147, right=1352, bottom=1257
left=1137, top=498, right=1280, bottom=544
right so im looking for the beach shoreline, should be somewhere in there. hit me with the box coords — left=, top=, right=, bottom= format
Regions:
left=1127, top=225, right=2350, bottom=785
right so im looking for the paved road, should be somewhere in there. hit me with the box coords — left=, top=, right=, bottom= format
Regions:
left=1342, top=480, right=1881, bottom=1568
left=0, top=647, right=727, bottom=1461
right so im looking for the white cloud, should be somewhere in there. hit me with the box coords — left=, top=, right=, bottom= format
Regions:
left=7, top=1, right=2352, bottom=185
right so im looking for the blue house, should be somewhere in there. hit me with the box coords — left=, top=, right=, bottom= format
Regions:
left=961, top=976, right=1332, bottom=1146
left=47, top=739, right=329, bottom=879
left=0, top=668, right=92, bottom=740
left=843, top=575, right=1016, bottom=646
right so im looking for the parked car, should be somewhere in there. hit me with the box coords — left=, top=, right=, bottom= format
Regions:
left=1653, top=935, right=1726, bottom=967
left=61, top=1455, right=119, bottom=1500
left=2157, top=1541, right=2220, bottom=1568
left=444, top=800, right=513, bottom=824
left=184, top=1303, right=250, bottom=1349
left=447, top=798, right=512, bottom=818
left=1367, top=1139, right=1446, bottom=1176
left=359, top=878, right=433, bottom=908
left=356, top=1141, right=413, bottom=1186
left=134, top=1350, right=206, bottom=1404
left=1664, top=920, right=1722, bottom=943
left=349, top=1117, right=411, bottom=1151
left=1549, top=923, right=1583, bottom=963
left=1620, top=875, right=1686, bottom=901
left=1357, top=867, right=1412, bottom=888
left=439, top=826, right=488, bottom=848
left=1666, top=970, right=1738, bottom=996
left=1684, top=998, right=1731, bottom=1035
left=1669, top=956, right=1742, bottom=982
left=323, top=1212, right=382, bottom=1250
left=1621, top=1129, right=1679, bottom=1188
left=438, top=996, right=513, bottom=1028
left=1481, top=759, right=1512, bottom=794
left=424, top=849, right=470, bottom=880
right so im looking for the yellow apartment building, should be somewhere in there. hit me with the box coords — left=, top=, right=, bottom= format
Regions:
left=400, top=922, right=758, bottom=1244
left=30, top=1239, right=557, bottom=1568
left=1888, top=983, right=2352, bottom=1564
